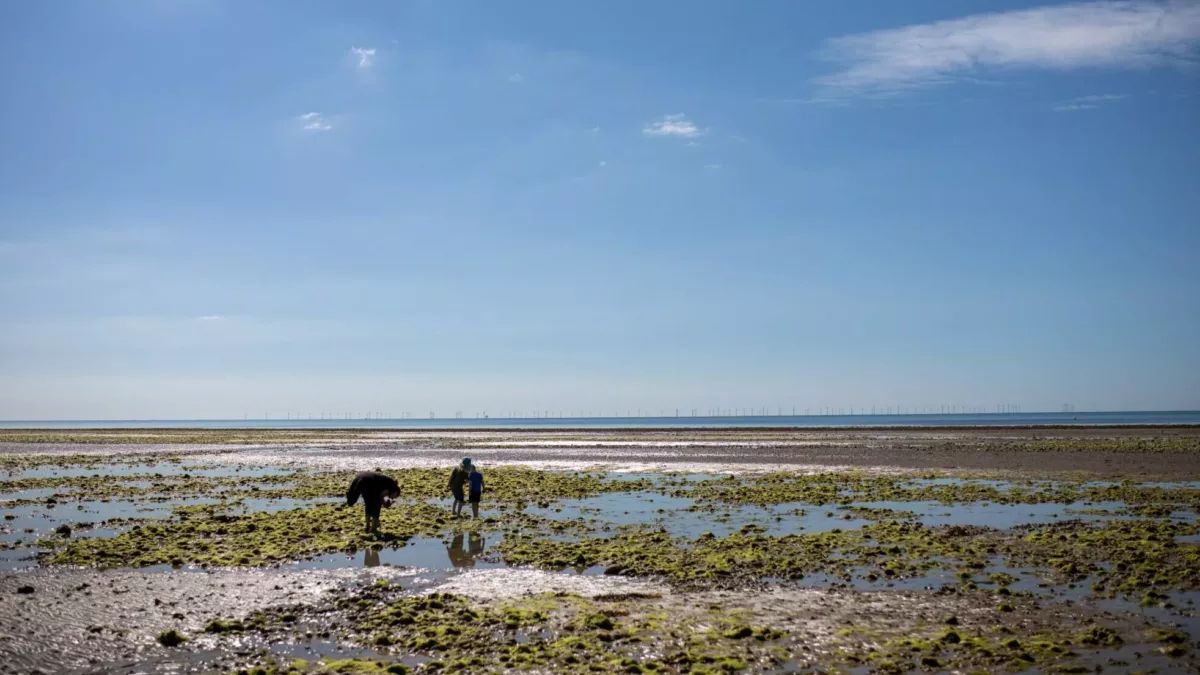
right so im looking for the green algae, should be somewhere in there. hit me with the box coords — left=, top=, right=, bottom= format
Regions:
left=497, top=512, right=1200, bottom=602
left=674, top=471, right=1200, bottom=512
left=1078, top=624, right=1123, bottom=646
left=218, top=585, right=1191, bottom=675
left=1147, top=628, right=1188, bottom=644
left=48, top=502, right=455, bottom=567
left=205, top=618, right=248, bottom=634
left=219, top=589, right=796, bottom=675
left=837, top=619, right=1139, bottom=674
left=7, top=449, right=1199, bottom=673
left=2, top=465, right=661, bottom=512
left=156, top=629, right=187, bottom=646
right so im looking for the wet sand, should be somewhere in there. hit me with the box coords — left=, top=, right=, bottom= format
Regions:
left=6, top=425, right=1197, bottom=477
left=1, top=426, right=1198, bottom=673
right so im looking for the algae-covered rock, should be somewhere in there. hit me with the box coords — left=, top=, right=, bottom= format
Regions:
left=584, top=613, right=615, bottom=631
left=722, top=624, right=753, bottom=640
left=1078, top=624, right=1122, bottom=646
left=155, top=629, right=187, bottom=647
left=203, top=618, right=245, bottom=633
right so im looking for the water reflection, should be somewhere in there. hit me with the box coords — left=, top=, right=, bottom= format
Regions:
left=446, top=532, right=484, bottom=568
left=364, top=547, right=380, bottom=568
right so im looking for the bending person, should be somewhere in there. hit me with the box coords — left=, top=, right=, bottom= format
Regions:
left=346, top=470, right=400, bottom=532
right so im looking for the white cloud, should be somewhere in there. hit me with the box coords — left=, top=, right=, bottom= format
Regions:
left=1052, top=93, right=1128, bottom=111
left=508, top=73, right=524, bottom=84
left=195, top=315, right=224, bottom=322
left=704, top=164, right=722, bottom=170
left=643, top=113, right=705, bottom=138
left=299, top=112, right=333, bottom=132
left=598, top=160, right=607, bottom=167
left=350, top=46, right=376, bottom=69
left=816, top=1, right=1200, bottom=98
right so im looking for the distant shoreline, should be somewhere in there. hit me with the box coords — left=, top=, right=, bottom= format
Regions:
left=4, top=410, right=1199, bottom=431
left=2, top=423, right=1200, bottom=433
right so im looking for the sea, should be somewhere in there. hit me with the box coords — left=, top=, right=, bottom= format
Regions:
left=1, top=411, right=1198, bottom=429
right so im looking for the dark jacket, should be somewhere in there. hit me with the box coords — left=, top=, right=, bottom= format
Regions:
left=449, top=467, right=468, bottom=492
left=347, top=472, right=400, bottom=507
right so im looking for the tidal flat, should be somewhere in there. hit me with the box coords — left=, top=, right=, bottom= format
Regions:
left=1, top=427, right=1198, bottom=674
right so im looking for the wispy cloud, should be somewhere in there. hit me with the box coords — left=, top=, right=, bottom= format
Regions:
left=195, top=315, right=224, bottom=322
left=350, top=46, right=376, bottom=69
left=299, top=112, right=333, bottom=132
left=704, top=164, right=722, bottom=170
left=508, top=73, right=524, bottom=84
left=816, top=1, right=1200, bottom=99
left=1052, top=93, right=1128, bottom=111
left=643, top=114, right=705, bottom=138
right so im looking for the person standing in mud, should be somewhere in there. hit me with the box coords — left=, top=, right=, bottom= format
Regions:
left=448, top=458, right=471, bottom=518
left=345, top=471, right=400, bottom=533
left=467, top=463, right=484, bottom=519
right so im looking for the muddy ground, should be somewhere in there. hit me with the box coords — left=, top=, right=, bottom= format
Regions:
left=3, top=425, right=1199, bottom=478
left=1, top=426, right=1198, bottom=674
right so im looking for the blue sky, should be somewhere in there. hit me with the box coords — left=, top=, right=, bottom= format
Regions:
left=1, top=0, right=1198, bottom=419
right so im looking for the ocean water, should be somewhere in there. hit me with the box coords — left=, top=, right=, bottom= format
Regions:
left=1, top=410, right=1198, bottom=429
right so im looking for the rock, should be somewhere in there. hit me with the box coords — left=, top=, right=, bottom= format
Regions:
left=55, top=524, right=71, bottom=537
left=155, top=629, right=187, bottom=647
left=17, top=585, right=34, bottom=594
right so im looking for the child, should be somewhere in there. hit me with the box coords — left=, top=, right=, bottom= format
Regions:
left=346, top=471, right=400, bottom=532
left=467, top=463, right=484, bottom=519
left=448, top=458, right=471, bottom=518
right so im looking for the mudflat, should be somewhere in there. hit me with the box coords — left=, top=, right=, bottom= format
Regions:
left=3, top=424, right=1197, bottom=477
left=1, top=426, right=1197, bottom=674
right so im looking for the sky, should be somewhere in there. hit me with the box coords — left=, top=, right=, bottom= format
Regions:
left=1, top=0, right=1199, bottom=420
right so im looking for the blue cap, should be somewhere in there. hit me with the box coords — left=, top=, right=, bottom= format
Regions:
left=462, top=457, right=472, bottom=466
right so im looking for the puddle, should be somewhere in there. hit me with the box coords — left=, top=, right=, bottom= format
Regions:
left=231, top=496, right=341, bottom=513
left=1096, top=593, right=1200, bottom=636
left=1080, top=480, right=1200, bottom=490
left=522, top=492, right=873, bottom=539
left=606, top=471, right=723, bottom=483
left=0, top=497, right=224, bottom=569
left=0, top=548, right=36, bottom=570
left=271, top=639, right=417, bottom=664
left=2, top=497, right=219, bottom=535
left=850, top=499, right=1140, bottom=529
left=289, top=534, right=505, bottom=572
left=910, top=477, right=1028, bottom=490
left=0, top=487, right=63, bottom=502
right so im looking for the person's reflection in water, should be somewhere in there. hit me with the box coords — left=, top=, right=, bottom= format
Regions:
left=447, top=532, right=485, bottom=568
left=364, top=547, right=380, bottom=568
